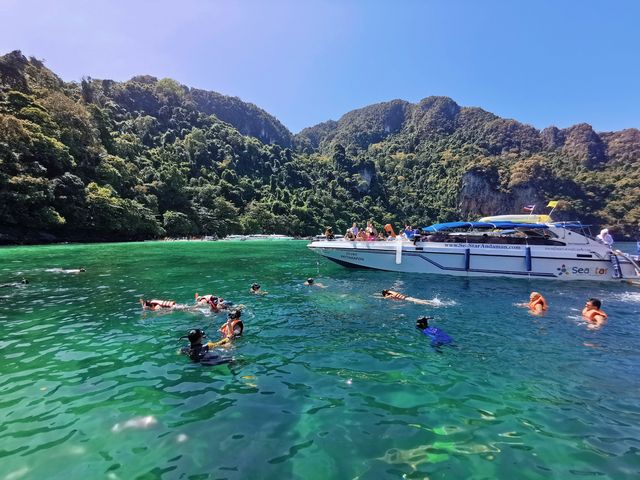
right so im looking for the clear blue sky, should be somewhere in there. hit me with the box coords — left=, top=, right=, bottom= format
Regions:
left=1, top=0, right=638, bottom=133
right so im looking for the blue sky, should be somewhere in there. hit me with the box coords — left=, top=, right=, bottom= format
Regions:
left=1, top=0, right=638, bottom=133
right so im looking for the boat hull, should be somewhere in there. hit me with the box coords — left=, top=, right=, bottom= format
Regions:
left=308, top=240, right=638, bottom=281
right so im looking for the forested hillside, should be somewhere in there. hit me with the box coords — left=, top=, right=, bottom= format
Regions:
left=1, top=50, right=638, bottom=244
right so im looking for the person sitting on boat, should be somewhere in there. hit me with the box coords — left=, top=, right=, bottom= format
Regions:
left=582, top=298, right=607, bottom=327
left=356, top=230, right=368, bottom=241
left=526, top=291, right=548, bottom=314
left=219, top=310, right=244, bottom=339
left=250, top=283, right=267, bottom=295
left=180, top=328, right=231, bottom=365
left=416, top=316, right=452, bottom=347
left=596, top=228, right=614, bottom=247
left=345, top=229, right=356, bottom=241
left=324, top=227, right=335, bottom=240
left=140, top=298, right=176, bottom=311
left=350, top=222, right=359, bottom=236
left=381, top=289, right=438, bottom=306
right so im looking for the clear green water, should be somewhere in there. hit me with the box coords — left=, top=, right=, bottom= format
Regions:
left=1, top=241, right=640, bottom=479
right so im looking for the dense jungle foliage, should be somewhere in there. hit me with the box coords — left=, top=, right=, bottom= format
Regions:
left=1, top=51, right=638, bottom=244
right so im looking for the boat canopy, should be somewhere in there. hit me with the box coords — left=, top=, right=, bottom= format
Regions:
left=422, top=221, right=550, bottom=232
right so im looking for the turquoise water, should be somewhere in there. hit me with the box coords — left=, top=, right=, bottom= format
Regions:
left=1, top=240, right=640, bottom=479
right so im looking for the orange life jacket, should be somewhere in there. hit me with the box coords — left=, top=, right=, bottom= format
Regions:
left=582, top=308, right=607, bottom=322
left=528, top=294, right=547, bottom=311
left=384, top=224, right=396, bottom=238
left=220, top=319, right=243, bottom=338
left=385, top=290, right=407, bottom=300
left=150, top=299, right=175, bottom=308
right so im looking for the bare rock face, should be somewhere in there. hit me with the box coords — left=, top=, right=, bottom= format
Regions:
left=561, top=123, right=606, bottom=167
left=541, top=126, right=566, bottom=151
left=459, top=171, right=542, bottom=219
left=601, top=128, right=640, bottom=164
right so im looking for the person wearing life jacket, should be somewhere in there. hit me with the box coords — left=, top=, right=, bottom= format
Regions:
left=582, top=298, right=608, bottom=326
left=527, top=291, right=548, bottom=314
left=416, top=316, right=452, bottom=347
left=180, top=329, right=231, bottom=365
left=195, top=292, right=229, bottom=311
left=382, top=289, right=438, bottom=306
left=140, top=298, right=176, bottom=311
left=383, top=224, right=397, bottom=239
left=219, top=310, right=244, bottom=339
left=250, top=283, right=267, bottom=295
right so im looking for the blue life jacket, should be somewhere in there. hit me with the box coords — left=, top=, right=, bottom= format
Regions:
left=420, top=326, right=452, bottom=345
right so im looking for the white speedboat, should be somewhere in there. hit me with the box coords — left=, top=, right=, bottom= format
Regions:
left=308, top=216, right=640, bottom=282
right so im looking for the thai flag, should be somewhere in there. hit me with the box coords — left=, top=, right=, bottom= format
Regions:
left=522, top=204, right=535, bottom=213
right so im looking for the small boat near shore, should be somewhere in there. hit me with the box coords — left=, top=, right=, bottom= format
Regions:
left=308, top=215, right=640, bottom=282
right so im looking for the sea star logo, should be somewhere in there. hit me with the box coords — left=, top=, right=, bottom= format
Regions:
left=557, top=264, right=569, bottom=276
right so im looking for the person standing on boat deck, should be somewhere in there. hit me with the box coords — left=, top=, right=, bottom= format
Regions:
left=350, top=223, right=359, bottom=236
left=596, top=228, right=614, bottom=247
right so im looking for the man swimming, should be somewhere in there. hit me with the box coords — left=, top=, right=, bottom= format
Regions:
left=582, top=298, right=607, bottom=328
left=219, top=309, right=244, bottom=339
left=250, top=283, right=267, bottom=295
left=195, top=292, right=231, bottom=311
left=381, top=289, right=438, bottom=306
left=140, top=298, right=177, bottom=311
left=0, top=278, right=29, bottom=288
left=416, top=316, right=452, bottom=347
left=304, top=278, right=326, bottom=288
left=179, top=329, right=231, bottom=365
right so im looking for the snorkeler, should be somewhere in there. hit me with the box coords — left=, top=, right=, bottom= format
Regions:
left=582, top=298, right=607, bottom=328
left=250, top=283, right=267, bottom=295
left=416, top=316, right=452, bottom=347
left=518, top=291, right=548, bottom=314
left=0, top=278, right=29, bottom=288
left=304, top=278, right=326, bottom=288
left=195, top=292, right=230, bottom=312
left=140, top=298, right=177, bottom=311
left=381, top=289, right=438, bottom=306
left=219, top=309, right=244, bottom=339
left=179, top=329, right=232, bottom=365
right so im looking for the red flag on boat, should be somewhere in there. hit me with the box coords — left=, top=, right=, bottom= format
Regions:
left=522, top=204, right=536, bottom=213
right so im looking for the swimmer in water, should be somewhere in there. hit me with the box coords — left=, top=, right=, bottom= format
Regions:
left=219, top=309, right=244, bottom=339
left=250, top=283, right=267, bottom=295
left=46, top=268, right=86, bottom=274
left=195, top=292, right=230, bottom=312
left=179, top=329, right=232, bottom=364
left=518, top=291, right=548, bottom=315
left=304, top=278, right=326, bottom=288
left=0, top=278, right=29, bottom=288
left=381, top=289, right=439, bottom=306
left=582, top=298, right=608, bottom=329
left=416, top=316, right=452, bottom=347
left=140, top=298, right=177, bottom=311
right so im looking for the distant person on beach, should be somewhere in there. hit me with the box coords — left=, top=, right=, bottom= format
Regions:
left=0, top=278, right=29, bottom=288
left=582, top=298, right=607, bottom=328
left=250, top=283, right=267, bottom=295
left=140, top=298, right=177, bottom=311
left=596, top=228, right=614, bottom=247
left=518, top=291, right=548, bottom=314
left=381, top=289, right=438, bottom=306
left=180, top=328, right=232, bottom=365
left=416, top=316, right=452, bottom=347
left=304, top=278, right=326, bottom=288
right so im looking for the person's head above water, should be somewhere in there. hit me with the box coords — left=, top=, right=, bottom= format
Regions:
left=586, top=298, right=602, bottom=309
left=251, top=283, right=260, bottom=291
left=306, top=278, right=314, bottom=285
left=21, top=278, right=29, bottom=284
left=79, top=268, right=86, bottom=272
left=530, top=291, right=541, bottom=300
left=228, top=309, right=241, bottom=320
left=183, top=328, right=207, bottom=344
left=416, top=316, right=433, bottom=330
left=382, top=289, right=390, bottom=296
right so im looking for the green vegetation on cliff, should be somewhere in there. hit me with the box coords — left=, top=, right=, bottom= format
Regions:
left=1, top=50, right=638, bottom=243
